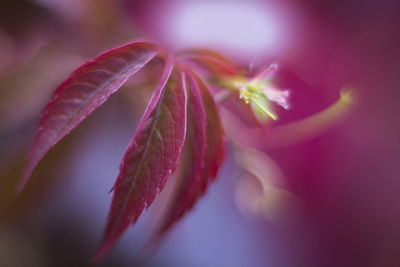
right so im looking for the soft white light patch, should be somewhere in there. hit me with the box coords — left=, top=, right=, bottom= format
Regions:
left=168, top=1, right=285, bottom=57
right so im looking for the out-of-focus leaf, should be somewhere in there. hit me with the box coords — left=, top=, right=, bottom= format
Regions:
left=177, top=48, right=240, bottom=76
left=0, top=46, right=84, bottom=134
left=93, top=60, right=187, bottom=261
left=0, top=121, right=81, bottom=225
left=221, top=90, right=355, bottom=149
left=0, top=0, right=67, bottom=73
left=233, top=146, right=299, bottom=224
left=20, top=41, right=159, bottom=191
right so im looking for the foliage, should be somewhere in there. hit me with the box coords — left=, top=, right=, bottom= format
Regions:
left=19, top=40, right=351, bottom=261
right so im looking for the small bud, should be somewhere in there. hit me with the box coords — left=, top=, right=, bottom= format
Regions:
left=222, top=63, right=290, bottom=122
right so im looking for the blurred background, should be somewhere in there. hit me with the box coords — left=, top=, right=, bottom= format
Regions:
left=0, top=0, right=399, bottom=266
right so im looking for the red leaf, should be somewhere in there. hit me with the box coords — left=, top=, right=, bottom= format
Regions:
left=176, top=48, right=240, bottom=76
left=153, top=69, right=226, bottom=240
left=93, top=59, right=187, bottom=261
left=191, top=71, right=226, bottom=192
left=155, top=67, right=207, bottom=236
left=20, top=41, right=159, bottom=191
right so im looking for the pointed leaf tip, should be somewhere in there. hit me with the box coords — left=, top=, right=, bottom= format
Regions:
left=19, top=41, right=159, bottom=192
left=93, top=59, right=188, bottom=261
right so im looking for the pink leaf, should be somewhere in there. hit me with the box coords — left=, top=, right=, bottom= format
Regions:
left=20, top=41, right=159, bottom=191
left=153, top=69, right=226, bottom=240
left=93, top=59, right=187, bottom=261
